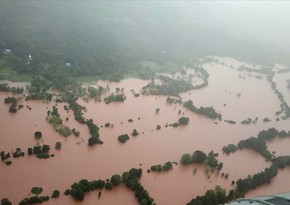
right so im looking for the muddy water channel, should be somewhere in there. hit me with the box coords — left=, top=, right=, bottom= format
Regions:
left=1, top=57, right=290, bottom=205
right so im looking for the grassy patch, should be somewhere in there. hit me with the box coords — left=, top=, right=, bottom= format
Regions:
left=0, top=66, right=31, bottom=82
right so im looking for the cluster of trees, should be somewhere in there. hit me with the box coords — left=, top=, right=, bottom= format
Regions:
left=186, top=186, right=228, bottom=205
left=224, top=119, right=236, bottom=124
left=189, top=66, right=209, bottom=89
left=178, top=117, right=189, bottom=125
left=4, top=96, right=18, bottom=113
left=180, top=150, right=222, bottom=171
left=47, top=106, right=76, bottom=137
left=19, top=195, right=49, bottom=205
left=4, top=97, right=17, bottom=104
left=272, top=156, right=290, bottom=169
left=240, top=117, right=258, bottom=125
left=27, top=145, right=51, bottom=159
left=87, top=86, right=105, bottom=101
left=34, top=131, right=42, bottom=139
left=236, top=165, right=278, bottom=195
left=66, top=94, right=86, bottom=124
left=183, top=100, right=222, bottom=120
left=66, top=168, right=154, bottom=205
left=222, top=144, right=238, bottom=155
left=0, top=151, right=11, bottom=162
left=230, top=128, right=289, bottom=159
left=0, top=83, right=24, bottom=93
left=64, top=93, right=105, bottom=146
left=141, top=75, right=194, bottom=97
left=267, top=74, right=290, bottom=118
left=104, top=93, right=126, bottom=104
left=1, top=198, right=12, bottom=205
left=25, top=76, right=53, bottom=101
left=166, top=96, right=183, bottom=104
left=68, top=179, right=106, bottom=201
left=47, top=106, right=62, bottom=126
left=122, top=168, right=154, bottom=205
left=31, top=187, right=43, bottom=195
left=51, top=190, right=60, bottom=198
left=11, top=148, right=25, bottom=158
left=1, top=147, right=25, bottom=165
left=150, top=161, right=173, bottom=172
left=118, top=134, right=130, bottom=143
left=55, top=142, right=62, bottom=150
left=238, top=137, right=272, bottom=159
left=86, top=119, right=102, bottom=146
left=131, top=129, right=139, bottom=137
left=58, top=125, right=72, bottom=137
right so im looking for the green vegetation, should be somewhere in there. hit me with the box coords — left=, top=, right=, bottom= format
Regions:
left=238, top=137, right=273, bottom=159
left=86, top=119, right=102, bottom=145
left=236, top=165, right=278, bottom=195
left=267, top=74, right=290, bottom=118
left=66, top=168, right=154, bottom=205
left=178, top=117, right=189, bottom=125
left=0, top=83, right=24, bottom=93
left=55, top=142, right=62, bottom=150
left=118, top=134, right=130, bottom=143
left=31, top=187, right=43, bottom=195
left=224, top=120, right=236, bottom=124
left=183, top=100, right=222, bottom=120
left=150, top=161, right=173, bottom=172
left=8, top=104, right=17, bottom=113
left=104, top=93, right=126, bottom=104
left=87, top=86, right=105, bottom=100
left=180, top=153, right=193, bottom=165
left=25, top=76, right=52, bottom=101
left=131, top=129, right=139, bottom=137
left=240, top=117, right=258, bottom=125
left=1, top=148, right=25, bottom=165
left=51, top=190, right=60, bottom=198
left=155, top=108, right=160, bottom=114
left=4, top=97, right=17, bottom=104
left=187, top=186, right=228, bottom=205
left=111, top=174, right=122, bottom=186
left=19, top=196, right=49, bottom=205
left=141, top=75, right=194, bottom=96
left=180, top=150, right=221, bottom=172
left=27, top=145, right=51, bottom=159
left=58, top=125, right=72, bottom=137
left=222, top=144, right=238, bottom=155
left=34, top=131, right=42, bottom=139
left=1, top=198, right=12, bottom=205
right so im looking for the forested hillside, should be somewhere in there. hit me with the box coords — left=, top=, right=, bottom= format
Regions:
left=0, top=1, right=289, bottom=82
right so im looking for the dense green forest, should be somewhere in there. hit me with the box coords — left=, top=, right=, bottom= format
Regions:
left=0, top=1, right=289, bottom=84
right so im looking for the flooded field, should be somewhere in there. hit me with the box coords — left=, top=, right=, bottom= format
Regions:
left=1, top=57, right=290, bottom=205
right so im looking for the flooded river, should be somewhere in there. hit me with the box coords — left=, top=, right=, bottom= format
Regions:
left=1, top=57, right=290, bottom=204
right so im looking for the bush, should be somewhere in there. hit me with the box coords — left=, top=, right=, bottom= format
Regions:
left=55, top=142, right=62, bottom=150
left=58, top=125, right=72, bottom=137
left=51, top=190, right=60, bottom=198
left=178, top=117, right=189, bottom=125
left=1, top=198, right=12, bottom=205
left=34, top=131, right=42, bottom=139
left=31, top=187, right=43, bottom=195
left=118, top=134, right=130, bottom=143
left=88, top=136, right=102, bottom=146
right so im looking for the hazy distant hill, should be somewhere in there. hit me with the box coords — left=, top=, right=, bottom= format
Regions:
left=0, top=1, right=289, bottom=79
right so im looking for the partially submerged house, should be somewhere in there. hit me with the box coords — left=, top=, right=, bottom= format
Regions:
left=3, top=49, right=12, bottom=55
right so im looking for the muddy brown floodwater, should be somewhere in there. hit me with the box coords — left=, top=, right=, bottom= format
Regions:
left=1, top=57, right=290, bottom=205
